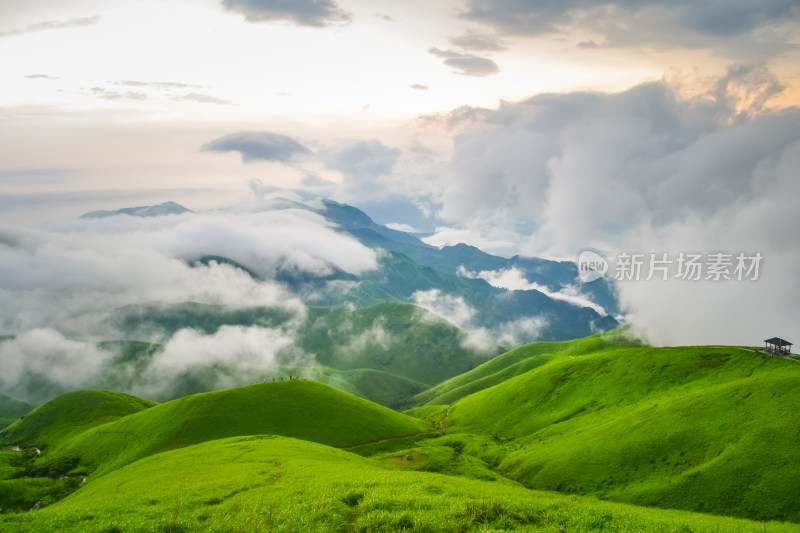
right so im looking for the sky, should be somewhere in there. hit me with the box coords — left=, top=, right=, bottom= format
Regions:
left=1, top=0, right=799, bottom=354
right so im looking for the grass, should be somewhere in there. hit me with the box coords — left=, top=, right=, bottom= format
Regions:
left=34, top=380, right=428, bottom=478
left=2, top=390, right=157, bottom=451
left=2, top=435, right=796, bottom=532
left=446, top=341, right=800, bottom=522
left=3, top=330, right=799, bottom=528
left=264, top=365, right=430, bottom=410
left=414, top=328, right=639, bottom=406
left=0, top=395, right=34, bottom=419
left=0, top=395, right=34, bottom=431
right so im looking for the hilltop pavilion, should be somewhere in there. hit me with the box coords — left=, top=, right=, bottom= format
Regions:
left=764, top=337, right=793, bottom=356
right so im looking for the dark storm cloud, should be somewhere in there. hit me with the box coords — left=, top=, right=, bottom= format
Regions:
left=0, top=15, right=101, bottom=38
left=221, top=0, right=351, bottom=27
left=202, top=131, right=312, bottom=163
left=428, top=48, right=500, bottom=77
left=460, top=0, right=798, bottom=56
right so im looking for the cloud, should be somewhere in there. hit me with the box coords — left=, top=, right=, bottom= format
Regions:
left=202, top=131, right=311, bottom=163
left=448, top=30, right=508, bottom=51
left=89, top=87, right=148, bottom=100
left=26, top=74, right=60, bottom=80
left=334, top=316, right=395, bottom=359
left=301, top=174, right=336, bottom=188
left=221, top=0, right=351, bottom=27
left=458, top=266, right=608, bottom=315
left=428, top=48, right=500, bottom=77
left=0, top=15, right=101, bottom=38
left=0, top=202, right=384, bottom=400
left=0, top=330, right=111, bottom=399
left=158, top=326, right=301, bottom=372
left=412, top=289, right=476, bottom=329
left=428, top=64, right=799, bottom=346
left=577, top=39, right=599, bottom=49
left=493, top=316, right=548, bottom=347
left=115, top=80, right=201, bottom=89
left=0, top=206, right=377, bottom=335
left=459, top=1, right=799, bottom=57
left=325, top=139, right=401, bottom=198
left=410, top=84, right=429, bottom=91
left=384, top=222, right=421, bottom=233
left=411, top=289, right=548, bottom=349
left=0, top=168, right=70, bottom=185
left=176, top=93, right=233, bottom=106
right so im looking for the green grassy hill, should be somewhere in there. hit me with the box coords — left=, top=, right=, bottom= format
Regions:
left=414, top=330, right=635, bottom=406
left=271, top=365, right=429, bottom=409
left=38, top=380, right=428, bottom=478
left=0, top=394, right=34, bottom=430
left=2, top=435, right=795, bottom=533
left=446, top=341, right=800, bottom=522
left=2, top=390, right=156, bottom=450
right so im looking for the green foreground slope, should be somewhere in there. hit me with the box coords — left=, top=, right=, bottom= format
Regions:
left=2, top=435, right=796, bottom=533
left=2, top=390, right=157, bottom=449
left=447, top=342, right=800, bottom=522
left=37, top=380, right=427, bottom=478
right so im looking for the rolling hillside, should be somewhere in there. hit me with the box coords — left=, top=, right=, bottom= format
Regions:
left=414, top=330, right=636, bottom=406
left=2, top=390, right=157, bottom=450
left=2, top=435, right=795, bottom=533
left=445, top=341, right=800, bottom=522
left=0, top=394, right=34, bottom=430
left=30, top=380, right=428, bottom=478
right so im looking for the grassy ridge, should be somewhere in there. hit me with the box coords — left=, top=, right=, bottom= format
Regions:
left=415, top=330, right=637, bottom=406
left=2, top=390, right=156, bottom=450
left=273, top=365, right=429, bottom=409
left=2, top=435, right=796, bottom=532
left=39, top=380, right=428, bottom=478
left=448, top=343, right=800, bottom=521
left=0, top=394, right=34, bottom=431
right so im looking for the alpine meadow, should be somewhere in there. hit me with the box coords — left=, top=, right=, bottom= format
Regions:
left=1, top=0, right=799, bottom=532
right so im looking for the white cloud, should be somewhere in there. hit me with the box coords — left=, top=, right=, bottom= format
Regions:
left=494, top=316, right=548, bottom=347
left=432, top=65, right=799, bottom=346
left=411, top=288, right=548, bottom=350
left=385, top=222, right=421, bottom=233
left=143, top=325, right=300, bottom=375
left=412, top=289, right=476, bottom=329
left=0, top=329, right=111, bottom=393
left=0, top=205, right=378, bottom=339
left=458, top=265, right=608, bottom=316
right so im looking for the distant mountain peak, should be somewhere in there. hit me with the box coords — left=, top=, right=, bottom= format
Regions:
left=320, top=199, right=376, bottom=227
left=80, top=201, right=193, bottom=219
